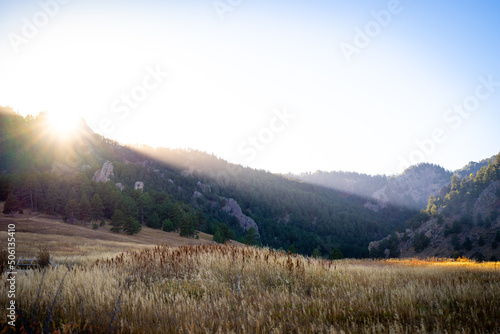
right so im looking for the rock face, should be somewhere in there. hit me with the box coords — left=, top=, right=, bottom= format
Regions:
left=92, top=161, right=114, bottom=183
left=134, top=181, right=144, bottom=192
left=222, top=198, right=259, bottom=233
left=115, top=183, right=125, bottom=191
left=197, top=181, right=211, bottom=193
left=366, top=164, right=451, bottom=210
left=473, top=181, right=500, bottom=224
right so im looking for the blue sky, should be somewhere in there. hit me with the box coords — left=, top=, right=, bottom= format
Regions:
left=0, top=0, right=499, bottom=175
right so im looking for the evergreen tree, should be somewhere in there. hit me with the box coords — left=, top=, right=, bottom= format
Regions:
left=463, top=237, right=472, bottom=251
left=3, top=193, right=20, bottom=214
left=312, top=248, right=321, bottom=258
left=213, top=228, right=225, bottom=244
left=329, top=248, right=343, bottom=260
left=451, top=234, right=461, bottom=251
left=162, top=219, right=174, bottom=232
left=138, top=193, right=154, bottom=225
left=478, top=236, right=485, bottom=246
left=179, top=213, right=198, bottom=238
left=218, top=222, right=235, bottom=241
left=168, top=202, right=183, bottom=229
left=122, top=217, right=141, bottom=235
left=147, top=212, right=162, bottom=229
left=79, top=195, right=91, bottom=223
left=111, top=209, right=125, bottom=232
left=90, top=193, right=104, bottom=221
left=245, top=227, right=260, bottom=246
left=65, top=199, right=80, bottom=224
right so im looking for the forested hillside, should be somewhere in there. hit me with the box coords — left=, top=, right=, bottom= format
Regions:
left=0, top=108, right=418, bottom=257
left=370, top=153, right=500, bottom=261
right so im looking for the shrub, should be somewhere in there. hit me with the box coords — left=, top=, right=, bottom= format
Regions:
left=311, top=248, right=321, bottom=258
left=37, top=248, right=51, bottom=268
left=92, top=222, right=99, bottom=230
left=329, top=248, right=343, bottom=260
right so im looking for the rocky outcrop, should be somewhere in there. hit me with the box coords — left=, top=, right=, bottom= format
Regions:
left=134, top=181, right=144, bottom=192
left=222, top=198, right=259, bottom=233
left=197, top=181, right=211, bottom=193
left=92, top=161, right=114, bottom=183
left=115, top=183, right=125, bottom=191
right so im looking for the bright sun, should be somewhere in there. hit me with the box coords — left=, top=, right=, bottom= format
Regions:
left=47, top=111, right=81, bottom=137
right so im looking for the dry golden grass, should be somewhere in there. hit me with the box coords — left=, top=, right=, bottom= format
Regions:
left=0, top=213, right=231, bottom=259
left=1, top=244, right=499, bottom=333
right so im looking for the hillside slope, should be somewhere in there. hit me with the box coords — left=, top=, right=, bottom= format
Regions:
left=0, top=108, right=416, bottom=258
left=296, top=156, right=496, bottom=212
left=369, top=153, right=500, bottom=261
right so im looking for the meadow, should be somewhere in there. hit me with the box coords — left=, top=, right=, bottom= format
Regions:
left=1, top=243, right=499, bottom=333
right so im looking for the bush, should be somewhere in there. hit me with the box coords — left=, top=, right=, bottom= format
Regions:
left=99, top=219, right=105, bottom=227
left=92, top=222, right=99, bottom=230
left=312, top=248, right=322, bottom=258
left=37, top=248, right=51, bottom=268
left=329, top=248, right=343, bottom=260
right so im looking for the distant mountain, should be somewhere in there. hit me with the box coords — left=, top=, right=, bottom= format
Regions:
left=295, top=156, right=497, bottom=212
left=0, top=108, right=417, bottom=258
left=369, top=153, right=500, bottom=261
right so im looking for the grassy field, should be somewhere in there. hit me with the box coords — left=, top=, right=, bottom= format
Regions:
left=1, top=213, right=500, bottom=333
left=0, top=211, right=219, bottom=260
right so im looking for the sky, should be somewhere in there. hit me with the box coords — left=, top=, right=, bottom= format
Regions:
left=1, top=0, right=499, bottom=175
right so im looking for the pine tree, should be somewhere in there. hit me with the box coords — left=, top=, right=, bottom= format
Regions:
left=147, top=212, right=161, bottom=229
left=65, top=199, right=80, bottom=224
left=162, top=219, right=174, bottom=232
left=90, top=194, right=104, bottom=221
left=463, top=237, right=473, bottom=251
left=329, top=248, right=343, bottom=260
left=478, top=236, right=485, bottom=246
left=122, top=217, right=141, bottom=235
left=213, top=228, right=225, bottom=244
left=79, top=195, right=91, bottom=223
left=245, top=227, right=260, bottom=246
left=312, top=248, right=321, bottom=258
left=3, top=193, right=20, bottom=214
left=138, top=193, right=153, bottom=225
left=111, top=209, right=125, bottom=233
left=179, top=213, right=198, bottom=238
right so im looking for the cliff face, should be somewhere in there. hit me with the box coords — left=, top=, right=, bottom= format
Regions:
left=92, top=161, right=114, bottom=183
left=222, top=198, right=259, bottom=233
